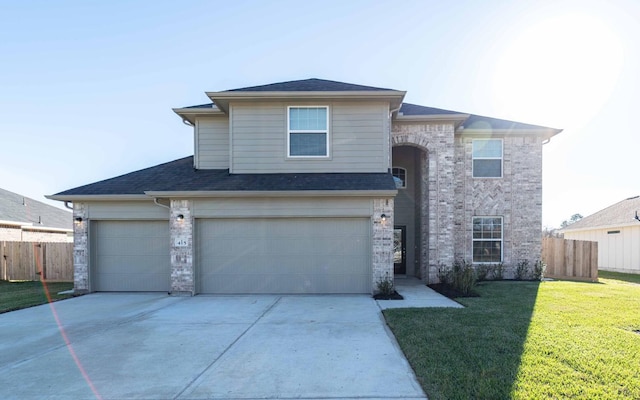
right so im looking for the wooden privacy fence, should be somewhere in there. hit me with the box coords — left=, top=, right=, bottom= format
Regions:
left=0, top=241, right=73, bottom=282
left=542, top=237, right=598, bottom=281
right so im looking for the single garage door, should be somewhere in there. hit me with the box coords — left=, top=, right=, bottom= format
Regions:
left=91, top=220, right=170, bottom=291
left=197, top=218, right=371, bottom=294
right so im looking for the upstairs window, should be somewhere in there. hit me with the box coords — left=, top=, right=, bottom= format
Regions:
left=472, top=216, right=503, bottom=263
left=472, top=139, right=503, bottom=178
left=288, top=106, right=329, bottom=157
left=392, top=167, right=406, bottom=188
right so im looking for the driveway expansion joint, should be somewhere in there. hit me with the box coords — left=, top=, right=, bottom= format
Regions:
left=172, top=296, right=283, bottom=400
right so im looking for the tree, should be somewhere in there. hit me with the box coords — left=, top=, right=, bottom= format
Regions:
left=560, top=213, right=583, bottom=228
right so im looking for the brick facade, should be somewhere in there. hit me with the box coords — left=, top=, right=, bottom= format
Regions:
left=392, top=122, right=457, bottom=282
left=392, top=122, right=545, bottom=282
left=72, top=202, right=89, bottom=292
left=453, top=135, right=543, bottom=277
left=169, top=199, right=194, bottom=295
left=372, top=198, right=394, bottom=292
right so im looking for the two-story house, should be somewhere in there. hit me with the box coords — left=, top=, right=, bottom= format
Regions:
left=48, top=78, right=561, bottom=295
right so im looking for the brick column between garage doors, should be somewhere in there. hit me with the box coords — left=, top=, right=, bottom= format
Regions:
left=372, top=198, right=394, bottom=293
left=170, top=199, right=194, bottom=295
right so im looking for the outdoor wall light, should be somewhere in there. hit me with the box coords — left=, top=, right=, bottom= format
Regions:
left=176, top=214, right=185, bottom=222
left=380, top=214, right=387, bottom=222
left=74, top=217, right=83, bottom=224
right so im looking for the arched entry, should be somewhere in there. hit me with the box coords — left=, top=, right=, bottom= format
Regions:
left=391, top=125, right=456, bottom=283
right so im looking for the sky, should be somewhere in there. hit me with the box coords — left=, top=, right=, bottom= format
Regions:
left=0, top=0, right=638, bottom=228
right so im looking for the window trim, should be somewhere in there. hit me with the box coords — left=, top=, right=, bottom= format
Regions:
left=472, top=216, right=503, bottom=264
left=392, top=167, right=407, bottom=189
left=287, top=105, right=330, bottom=158
left=472, top=138, right=503, bottom=178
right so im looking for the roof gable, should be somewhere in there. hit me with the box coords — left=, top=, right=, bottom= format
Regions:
left=564, top=196, right=640, bottom=231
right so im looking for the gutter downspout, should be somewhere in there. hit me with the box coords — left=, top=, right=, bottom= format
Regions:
left=182, top=118, right=194, bottom=127
left=64, top=201, right=73, bottom=210
left=153, top=198, right=170, bottom=210
left=388, top=105, right=402, bottom=172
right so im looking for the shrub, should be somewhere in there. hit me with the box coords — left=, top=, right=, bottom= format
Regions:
left=376, top=271, right=395, bottom=296
left=476, top=264, right=492, bottom=281
left=451, top=260, right=477, bottom=295
left=437, top=263, right=452, bottom=284
left=515, top=259, right=530, bottom=280
left=533, top=259, right=546, bottom=281
left=492, top=263, right=504, bottom=281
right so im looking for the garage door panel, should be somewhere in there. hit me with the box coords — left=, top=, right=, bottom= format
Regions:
left=197, top=218, right=371, bottom=294
left=92, top=221, right=170, bottom=292
left=203, top=273, right=371, bottom=294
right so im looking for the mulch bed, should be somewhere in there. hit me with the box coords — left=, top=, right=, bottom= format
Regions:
left=373, top=290, right=404, bottom=300
left=428, top=283, right=479, bottom=299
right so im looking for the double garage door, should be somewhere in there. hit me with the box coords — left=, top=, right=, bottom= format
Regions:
left=91, top=218, right=371, bottom=294
left=197, top=218, right=371, bottom=294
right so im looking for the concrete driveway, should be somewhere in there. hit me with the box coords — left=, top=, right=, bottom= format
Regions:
left=0, top=293, right=426, bottom=400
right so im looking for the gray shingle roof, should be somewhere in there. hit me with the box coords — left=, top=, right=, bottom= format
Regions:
left=399, top=102, right=557, bottom=131
left=53, top=157, right=396, bottom=196
left=399, top=103, right=464, bottom=116
left=463, top=114, right=555, bottom=131
left=182, top=103, right=216, bottom=109
left=0, top=188, right=72, bottom=229
left=225, top=78, right=396, bottom=92
left=563, top=196, right=640, bottom=230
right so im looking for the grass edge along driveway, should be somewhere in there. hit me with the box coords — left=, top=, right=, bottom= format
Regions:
left=0, top=280, right=74, bottom=314
left=384, top=272, right=640, bottom=399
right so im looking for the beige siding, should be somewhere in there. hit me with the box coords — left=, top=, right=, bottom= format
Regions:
left=564, top=225, right=640, bottom=274
left=196, top=117, right=229, bottom=169
left=230, top=101, right=388, bottom=173
left=193, top=197, right=373, bottom=218
left=87, top=201, right=170, bottom=220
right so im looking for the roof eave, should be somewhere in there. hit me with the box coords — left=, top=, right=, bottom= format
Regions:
left=206, top=90, right=407, bottom=112
left=457, top=128, right=563, bottom=139
left=145, top=190, right=398, bottom=198
left=172, top=106, right=225, bottom=124
left=46, top=194, right=152, bottom=202
left=562, top=220, right=640, bottom=232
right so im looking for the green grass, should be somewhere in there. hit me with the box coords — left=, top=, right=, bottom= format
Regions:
left=384, top=274, right=640, bottom=399
left=0, top=280, right=75, bottom=314
left=599, top=269, right=640, bottom=284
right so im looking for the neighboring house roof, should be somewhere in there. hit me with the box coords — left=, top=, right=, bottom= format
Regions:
left=562, top=196, right=640, bottom=231
left=0, top=188, right=72, bottom=229
left=224, top=78, right=396, bottom=92
left=50, top=157, right=397, bottom=197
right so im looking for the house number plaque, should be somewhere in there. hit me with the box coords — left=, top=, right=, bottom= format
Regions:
left=174, top=237, right=188, bottom=247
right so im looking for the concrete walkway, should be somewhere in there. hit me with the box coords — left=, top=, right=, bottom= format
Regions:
left=376, top=277, right=464, bottom=310
left=0, top=293, right=428, bottom=400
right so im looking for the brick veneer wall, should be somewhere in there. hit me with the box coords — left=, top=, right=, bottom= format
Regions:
left=73, top=202, right=89, bottom=292
left=169, top=199, right=194, bottom=294
left=0, top=226, right=22, bottom=241
left=372, top=198, right=394, bottom=292
left=453, top=135, right=543, bottom=276
left=392, top=122, right=456, bottom=283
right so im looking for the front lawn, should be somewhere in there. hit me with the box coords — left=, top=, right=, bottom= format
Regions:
left=0, top=280, right=75, bottom=314
left=384, top=275, right=640, bottom=399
